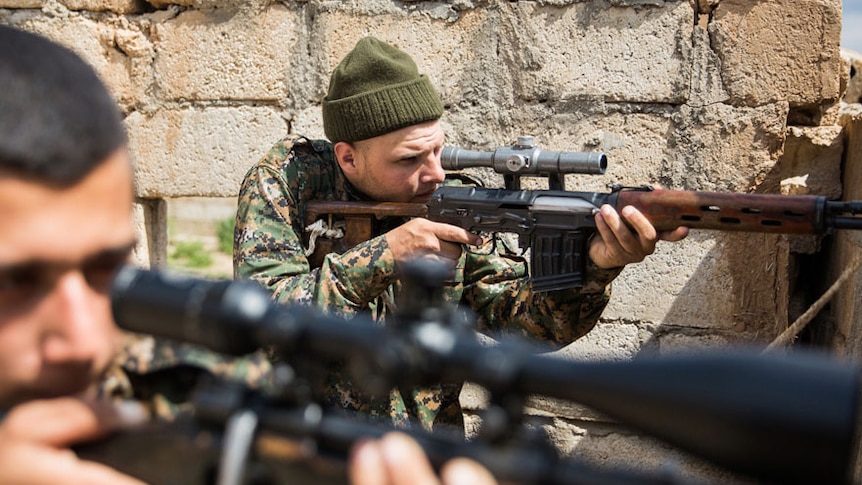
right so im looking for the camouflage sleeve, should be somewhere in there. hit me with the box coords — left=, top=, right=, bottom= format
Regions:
left=234, top=164, right=398, bottom=317
left=104, top=333, right=275, bottom=420
left=460, top=238, right=621, bottom=350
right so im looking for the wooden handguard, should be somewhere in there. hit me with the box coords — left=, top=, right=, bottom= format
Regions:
left=612, top=189, right=827, bottom=234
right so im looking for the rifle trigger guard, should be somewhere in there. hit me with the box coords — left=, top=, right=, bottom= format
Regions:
left=217, top=409, right=259, bottom=485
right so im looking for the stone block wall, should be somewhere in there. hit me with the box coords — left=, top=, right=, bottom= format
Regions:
left=2, top=0, right=857, bottom=481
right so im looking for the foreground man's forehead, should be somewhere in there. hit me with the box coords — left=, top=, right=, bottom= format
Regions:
left=0, top=151, right=136, bottom=266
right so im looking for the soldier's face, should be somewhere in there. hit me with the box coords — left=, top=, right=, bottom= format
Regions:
left=337, top=120, right=446, bottom=203
left=0, top=149, right=136, bottom=408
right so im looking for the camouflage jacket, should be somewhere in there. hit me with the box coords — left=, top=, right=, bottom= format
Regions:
left=107, top=333, right=274, bottom=419
left=233, top=135, right=622, bottom=432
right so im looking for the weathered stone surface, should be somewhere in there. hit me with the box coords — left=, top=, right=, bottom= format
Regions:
left=127, top=106, right=286, bottom=197
left=843, top=49, right=862, bottom=104
left=832, top=108, right=862, bottom=358
left=602, top=231, right=789, bottom=338
left=132, top=198, right=168, bottom=268
left=711, top=0, right=842, bottom=108
left=496, top=1, right=693, bottom=104
left=536, top=417, right=754, bottom=484
left=558, top=321, right=642, bottom=362
left=688, top=23, right=730, bottom=107
left=309, top=7, right=491, bottom=108
left=60, top=0, right=145, bottom=13
left=8, top=15, right=151, bottom=112
left=663, top=102, right=789, bottom=191
left=152, top=4, right=300, bottom=102
left=0, top=0, right=42, bottom=8
left=290, top=104, right=326, bottom=140
left=778, top=125, right=843, bottom=199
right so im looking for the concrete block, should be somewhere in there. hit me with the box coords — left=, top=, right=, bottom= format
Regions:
left=496, top=1, right=693, bottom=104
left=844, top=49, right=862, bottom=104
left=127, top=106, right=287, bottom=197
left=314, top=2, right=691, bottom=120
left=832, top=108, right=862, bottom=357
left=688, top=23, right=730, bottom=107
left=291, top=104, right=326, bottom=141
left=536, top=418, right=752, bottom=484
left=442, top=107, right=674, bottom=192
left=60, top=0, right=145, bottom=13
left=460, top=382, right=488, bottom=411
left=152, top=4, right=300, bottom=101
left=655, top=332, right=733, bottom=354
left=605, top=231, right=789, bottom=336
left=774, top=125, right=843, bottom=253
left=711, top=0, right=842, bottom=108
left=778, top=125, right=843, bottom=199
left=557, top=321, right=642, bottom=362
left=310, top=7, right=493, bottom=108
left=10, top=15, right=151, bottom=112
left=663, top=102, right=789, bottom=191
left=0, top=0, right=43, bottom=8
left=132, top=198, right=168, bottom=268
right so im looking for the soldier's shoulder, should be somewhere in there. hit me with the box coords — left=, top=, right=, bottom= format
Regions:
left=238, top=135, right=338, bottom=198
left=256, top=135, right=335, bottom=172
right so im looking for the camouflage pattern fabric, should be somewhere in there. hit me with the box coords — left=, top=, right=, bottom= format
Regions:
left=105, top=332, right=274, bottom=419
left=233, top=135, right=622, bottom=432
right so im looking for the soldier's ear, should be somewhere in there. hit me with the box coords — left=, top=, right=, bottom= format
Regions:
left=334, top=141, right=358, bottom=176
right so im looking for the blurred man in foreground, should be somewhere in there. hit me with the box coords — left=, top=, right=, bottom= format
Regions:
left=0, top=24, right=496, bottom=485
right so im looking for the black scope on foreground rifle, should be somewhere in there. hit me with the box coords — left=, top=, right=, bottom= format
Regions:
left=441, top=136, right=607, bottom=190
left=89, top=266, right=862, bottom=485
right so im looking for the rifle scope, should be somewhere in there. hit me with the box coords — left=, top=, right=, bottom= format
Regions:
left=441, top=136, right=607, bottom=176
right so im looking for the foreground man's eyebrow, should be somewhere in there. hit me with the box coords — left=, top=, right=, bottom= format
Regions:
left=0, top=240, right=138, bottom=276
left=82, top=241, right=138, bottom=266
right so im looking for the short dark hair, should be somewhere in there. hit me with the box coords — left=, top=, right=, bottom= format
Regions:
left=0, top=25, right=127, bottom=185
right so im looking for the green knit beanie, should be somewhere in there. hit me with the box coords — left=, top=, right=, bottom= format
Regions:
left=322, top=36, right=444, bottom=143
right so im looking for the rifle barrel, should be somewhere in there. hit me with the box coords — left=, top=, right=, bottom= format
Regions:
left=826, top=201, right=862, bottom=230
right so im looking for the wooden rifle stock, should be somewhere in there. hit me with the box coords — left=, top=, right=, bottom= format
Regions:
left=303, top=201, right=426, bottom=268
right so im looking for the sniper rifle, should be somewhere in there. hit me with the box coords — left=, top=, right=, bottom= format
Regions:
left=77, top=265, right=862, bottom=485
left=304, top=137, right=862, bottom=291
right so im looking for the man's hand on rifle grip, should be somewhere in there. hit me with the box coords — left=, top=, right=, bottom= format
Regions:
left=385, top=218, right=483, bottom=270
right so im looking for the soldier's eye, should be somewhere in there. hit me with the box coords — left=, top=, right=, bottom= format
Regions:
left=0, top=265, right=48, bottom=307
left=82, top=248, right=134, bottom=294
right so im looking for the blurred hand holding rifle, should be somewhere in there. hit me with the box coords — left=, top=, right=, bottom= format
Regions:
left=304, top=136, right=862, bottom=291
left=76, top=262, right=862, bottom=485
